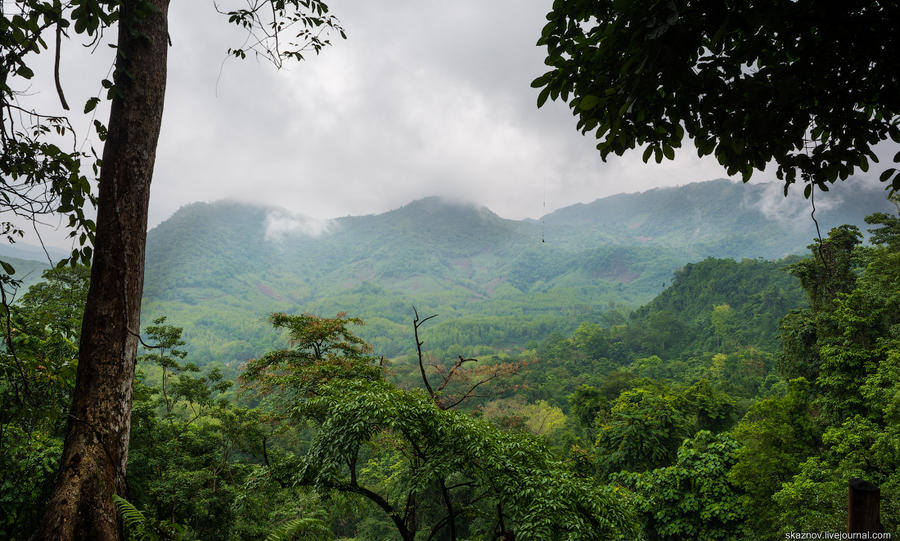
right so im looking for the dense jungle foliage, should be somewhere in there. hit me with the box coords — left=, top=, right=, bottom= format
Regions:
left=1, top=202, right=898, bottom=539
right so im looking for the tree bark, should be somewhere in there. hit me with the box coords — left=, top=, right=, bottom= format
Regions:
left=31, top=1, right=169, bottom=539
left=848, top=478, right=882, bottom=533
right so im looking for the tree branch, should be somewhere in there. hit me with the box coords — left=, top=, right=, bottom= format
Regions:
left=325, top=479, right=413, bottom=541
left=54, top=15, right=69, bottom=111
left=439, top=479, right=457, bottom=541
left=412, top=306, right=437, bottom=398
left=441, top=371, right=502, bottom=410
left=261, top=436, right=288, bottom=489
left=436, top=355, right=478, bottom=394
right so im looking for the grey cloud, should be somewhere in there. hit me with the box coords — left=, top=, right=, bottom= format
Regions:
left=150, top=0, right=739, bottom=225
left=22, top=0, right=893, bottom=249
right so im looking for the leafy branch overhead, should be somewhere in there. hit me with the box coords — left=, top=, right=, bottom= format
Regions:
left=1, top=1, right=100, bottom=275
left=533, top=1, right=900, bottom=192
left=218, top=0, right=345, bottom=67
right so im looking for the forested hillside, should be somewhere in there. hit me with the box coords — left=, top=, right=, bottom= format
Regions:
left=5, top=204, right=897, bottom=539
left=493, top=256, right=806, bottom=410
left=139, top=179, right=891, bottom=366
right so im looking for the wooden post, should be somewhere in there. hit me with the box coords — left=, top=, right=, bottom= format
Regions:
left=848, top=478, right=881, bottom=533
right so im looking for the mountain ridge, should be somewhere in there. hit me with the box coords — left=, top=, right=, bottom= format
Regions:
left=135, top=178, right=893, bottom=364
left=3, top=179, right=891, bottom=364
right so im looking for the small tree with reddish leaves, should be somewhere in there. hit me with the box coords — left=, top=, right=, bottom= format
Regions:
left=412, top=307, right=526, bottom=411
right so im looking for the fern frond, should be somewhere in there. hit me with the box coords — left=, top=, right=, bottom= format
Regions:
left=264, top=516, right=329, bottom=541
left=112, top=494, right=148, bottom=538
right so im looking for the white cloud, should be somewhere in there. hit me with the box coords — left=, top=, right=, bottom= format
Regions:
left=746, top=182, right=841, bottom=223
left=264, top=210, right=335, bottom=239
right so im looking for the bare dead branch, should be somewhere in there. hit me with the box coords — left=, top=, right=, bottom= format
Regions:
left=440, top=371, right=504, bottom=410
left=436, top=355, right=478, bottom=394
left=412, top=306, right=437, bottom=397
left=54, top=19, right=69, bottom=110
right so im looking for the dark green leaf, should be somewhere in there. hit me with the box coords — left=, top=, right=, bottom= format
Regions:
left=536, top=86, right=551, bottom=108
left=83, top=97, right=100, bottom=114
left=16, top=65, right=34, bottom=78
left=579, top=94, right=601, bottom=111
left=889, top=125, right=900, bottom=143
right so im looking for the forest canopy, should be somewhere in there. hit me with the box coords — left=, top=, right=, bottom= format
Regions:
left=533, top=0, right=900, bottom=192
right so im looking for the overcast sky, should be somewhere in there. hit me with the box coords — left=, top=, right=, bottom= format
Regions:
left=153, top=0, right=728, bottom=224
left=16, top=0, right=889, bottom=248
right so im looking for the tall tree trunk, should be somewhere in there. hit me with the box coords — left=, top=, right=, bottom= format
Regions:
left=31, top=1, right=169, bottom=539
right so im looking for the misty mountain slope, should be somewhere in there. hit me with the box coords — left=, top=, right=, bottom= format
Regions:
left=540, top=179, right=894, bottom=258
left=0, top=256, right=51, bottom=296
left=144, top=202, right=275, bottom=300
left=339, top=197, right=529, bottom=253
left=137, top=180, right=893, bottom=364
